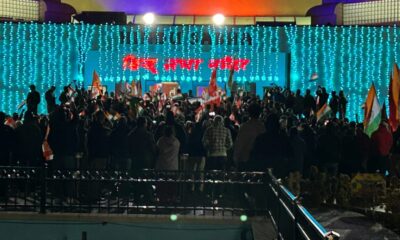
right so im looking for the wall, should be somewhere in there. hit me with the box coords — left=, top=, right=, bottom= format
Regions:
left=62, top=0, right=320, bottom=16
left=0, top=220, right=252, bottom=240
left=1, top=23, right=399, bottom=121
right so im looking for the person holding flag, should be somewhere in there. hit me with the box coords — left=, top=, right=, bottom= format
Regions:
left=91, top=70, right=103, bottom=99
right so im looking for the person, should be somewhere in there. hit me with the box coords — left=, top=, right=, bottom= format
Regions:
left=233, top=103, right=265, bottom=170
left=0, top=112, right=15, bottom=199
left=186, top=121, right=206, bottom=191
left=155, top=111, right=187, bottom=154
left=329, top=91, right=339, bottom=118
left=59, top=86, right=69, bottom=106
left=303, top=89, right=316, bottom=117
left=355, top=123, right=370, bottom=173
left=26, top=85, right=40, bottom=115
left=339, top=124, right=358, bottom=174
left=338, top=91, right=348, bottom=119
left=316, top=87, right=329, bottom=110
left=316, top=122, right=341, bottom=176
left=156, top=126, right=180, bottom=171
left=110, top=116, right=131, bottom=170
left=14, top=112, right=42, bottom=166
left=285, top=91, right=295, bottom=110
left=300, top=124, right=317, bottom=177
left=202, top=115, right=233, bottom=170
left=250, top=114, right=289, bottom=177
left=0, top=112, right=16, bottom=165
left=45, top=86, right=56, bottom=114
left=155, top=126, right=180, bottom=202
left=369, top=121, right=393, bottom=173
left=293, top=89, right=304, bottom=118
left=129, top=117, right=157, bottom=171
left=87, top=110, right=111, bottom=170
left=48, top=107, right=78, bottom=170
left=288, top=127, right=306, bottom=174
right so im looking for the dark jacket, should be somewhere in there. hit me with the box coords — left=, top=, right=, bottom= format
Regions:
left=129, top=127, right=157, bottom=170
left=0, top=124, right=16, bottom=165
left=87, top=122, right=111, bottom=159
left=27, top=91, right=40, bottom=107
left=15, top=122, right=42, bottom=166
left=316, top=129, right=341, bottom=166
left=187, top=123, right=206, bottom=157
left=250, top=131, right=289, bottom=177
left=110, top=122, right=130, bottom=158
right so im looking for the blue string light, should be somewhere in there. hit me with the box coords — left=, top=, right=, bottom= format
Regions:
left=0, top=24, right=399, bottom=120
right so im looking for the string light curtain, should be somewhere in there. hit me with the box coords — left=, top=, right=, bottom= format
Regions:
left=0, top=23, right=399, bottom=120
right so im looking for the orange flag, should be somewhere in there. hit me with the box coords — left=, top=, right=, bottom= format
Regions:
left=389, top=63, right=400, bottom=131
left=91, top=70, right=102, bottom=98
left=208, top=68, right=217, bottom=97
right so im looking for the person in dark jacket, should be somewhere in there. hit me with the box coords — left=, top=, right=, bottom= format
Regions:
left=129, top=117, right=157, bottom=170
left=250, top=114, right=289, bottom=177
left=316, top=122, right=341, bottom=176
left=45, top=86, right=56, bottom=114
left=14, top=112, right=42, bottom=166
left=316, top=87, right=329, bottom=111
left=186, top=121, right=206, bottom=191
left=293, top=89, right=304, bottom=118
left=26, top=85, right=40, bottom=115
left=59, top=86, right=70, bottom=106
left=339, top=124, right=359, bottom=174
left=329, top=91, right=339, bottom=118
left=338, top=91, right=348, bottom=120
left=355, top=124, right=370, bottom=173
left=303, top=89, right=316, bottom=117
left=87, top=110, right=111, bottom=169
left=0, top=112, right=16, bottom=166
left=0, top=112, right=16, bottom=199
left=110, top=116, right=131, bottom=170
left=288, top=127, right=306, bottom=174
left=48, top=107, right=78, bottom=170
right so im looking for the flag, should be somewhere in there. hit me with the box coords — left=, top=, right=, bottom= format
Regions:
left=42, top=141, right=54, bottom=161
left=208, top=68, right=217, bottom=97
left=309, top=73, right=319, bottom=82
left=4, top=117, right=16, bottom=129
left=382, top=103, right=388, bottom=121
left=364, top=84, right=382, bottom=136
left=316, top=103, right=331, bottom=122
left=228, top=65, right=235, bottom=89
left=195, top=106, right=204, bottom=122
left=115, top=81, right=130, bottom=99
left=17, top=100, right=26, bottom=110
left=42, top=126, right=53, bottom=161
left=389, top=63, right=400, bottom=131
left=91, top=70, right=102, bottom=98
left=129, top=80, right=137, bottom=96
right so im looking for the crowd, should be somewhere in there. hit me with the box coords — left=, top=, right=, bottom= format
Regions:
left=0, top=83, right=399, bottom=180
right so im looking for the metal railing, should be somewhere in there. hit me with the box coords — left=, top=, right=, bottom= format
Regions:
left=265, top=169, right=340, bottom=240
left=0, top=166, right=340, bottom=239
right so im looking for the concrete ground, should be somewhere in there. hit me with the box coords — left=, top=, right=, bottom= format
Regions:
left=313, top=209, right=400, bottom=240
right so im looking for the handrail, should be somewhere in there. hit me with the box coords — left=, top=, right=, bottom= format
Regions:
left=265, top=169, right=340, bottom=240
left=0, top=166, right=339, bottom=239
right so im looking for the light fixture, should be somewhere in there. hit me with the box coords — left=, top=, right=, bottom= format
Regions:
left=143, top=13, right=155, bottom=25
left=212, top=13, right=225, bottom=25
left=170, top=214, right=178, bottom=221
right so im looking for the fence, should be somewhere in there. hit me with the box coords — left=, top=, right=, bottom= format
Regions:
left=0, top=165, right=339, bottom=240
